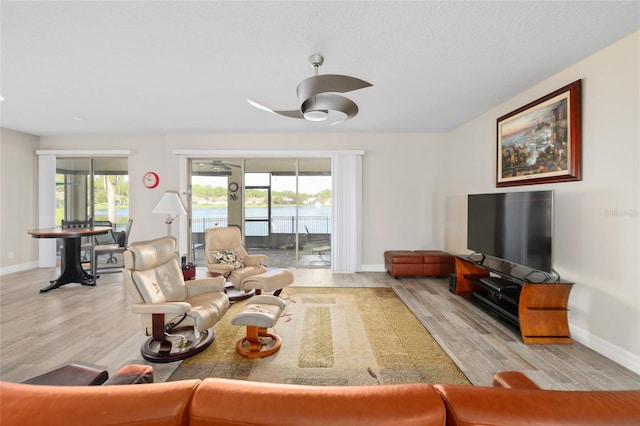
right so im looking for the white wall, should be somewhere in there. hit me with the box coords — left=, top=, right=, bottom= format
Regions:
left=443, top=31, right=640, bottom=373
left=36, top=132, right=448, bottom=269
left=0, top=128, right=40, bottom=274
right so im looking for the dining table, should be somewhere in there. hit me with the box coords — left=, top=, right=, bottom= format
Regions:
left=28, top=226, right=112, bottom=293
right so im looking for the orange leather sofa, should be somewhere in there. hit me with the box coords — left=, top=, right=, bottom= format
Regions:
left=2, top=371, right=639, bottom=425
left=384, top=250, right=455, bottom=278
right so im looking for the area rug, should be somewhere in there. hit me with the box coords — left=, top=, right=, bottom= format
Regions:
left=168, top=287, right=469, bottom=386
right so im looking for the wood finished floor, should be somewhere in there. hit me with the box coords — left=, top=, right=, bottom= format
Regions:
left=1, top=266, right=639, bottom=390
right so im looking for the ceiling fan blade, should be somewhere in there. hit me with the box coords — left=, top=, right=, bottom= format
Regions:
left=301, top=93, right=359, bottom=121
left=297, top=75, right=372, bottom=103
left=247, top=99, right=275, bottom=113
left=199, top=160, right=241, bottom=171
left=273, top=109, right=305, bottom=119
left=247, top=99, right=304, bottom=119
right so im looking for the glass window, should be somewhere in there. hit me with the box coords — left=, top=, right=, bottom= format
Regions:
left=188, top=157, right=331, bottom=268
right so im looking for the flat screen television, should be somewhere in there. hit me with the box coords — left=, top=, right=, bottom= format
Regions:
left=467, top=190, right=553, bottom=273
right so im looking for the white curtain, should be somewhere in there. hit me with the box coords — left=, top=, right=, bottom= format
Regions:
left=37, top=154, right=57, bottom=267
left=331, top=154, right=362, bottom=272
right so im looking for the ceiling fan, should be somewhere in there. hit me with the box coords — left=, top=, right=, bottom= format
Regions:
left=248, top=54, right=372, bottom=125
left=198, top=160, right=241, bottom=172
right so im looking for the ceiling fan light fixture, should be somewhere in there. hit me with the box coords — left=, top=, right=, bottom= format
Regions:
left=249, top=54, right=372, bottom=124
left=303, top=109, right=328, bottom=121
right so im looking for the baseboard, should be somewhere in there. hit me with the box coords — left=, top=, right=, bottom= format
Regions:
left=0, top=261, right=39, bottom=276
left=570, top=323, right=640, bottom=375
left=360, top=263, right=386, bottom=272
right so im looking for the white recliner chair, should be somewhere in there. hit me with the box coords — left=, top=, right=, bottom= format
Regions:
left=205, top=226, right=268, bottom=299
left=123, top=237, right=229, bottom=362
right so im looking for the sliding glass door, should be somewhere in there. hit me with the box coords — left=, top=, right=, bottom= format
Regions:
left=56, top=158, right=91, bottom=222
left=188, top=157, right=331, bottom=268
left=297, top=159, right=332, bottom=266
left=55, top=157, right=129, bottom=228
left=189, top=159, right=240, bottom=263
left=54, top=157, right=129, bottom=262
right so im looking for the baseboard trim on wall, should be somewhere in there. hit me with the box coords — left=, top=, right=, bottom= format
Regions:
left=0, top=261, right=40, bottom=276
left=360, top=264, right=386, bottom=273
left=570, top=324, right=640, bottom=376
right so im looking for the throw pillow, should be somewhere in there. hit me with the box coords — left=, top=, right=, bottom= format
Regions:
left=213, top=249, right=244, bottom=269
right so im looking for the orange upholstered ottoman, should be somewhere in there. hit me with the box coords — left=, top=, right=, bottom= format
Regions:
left=384, top=250, right=454, bottom=278
left=384, top=250, right=425, bottom=278
left=415, top=250, right=455, bottom=277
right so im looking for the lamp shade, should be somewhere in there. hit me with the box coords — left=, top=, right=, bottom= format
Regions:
left=152, top=191, right=187, bottom=216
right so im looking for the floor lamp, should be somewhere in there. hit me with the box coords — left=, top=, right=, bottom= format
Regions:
left=152, top=191, right=187, bottom=237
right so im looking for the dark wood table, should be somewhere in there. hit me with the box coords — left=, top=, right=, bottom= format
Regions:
left=28, top=226, right=112, bottom=293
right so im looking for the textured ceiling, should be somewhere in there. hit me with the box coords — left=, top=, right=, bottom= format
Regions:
left=1, top=1, right=638, bottom=136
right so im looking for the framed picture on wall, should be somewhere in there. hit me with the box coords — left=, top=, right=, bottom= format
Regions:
left=496, top=79, right=582, bottom=187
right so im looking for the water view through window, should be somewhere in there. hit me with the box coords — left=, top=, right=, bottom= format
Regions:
left=189, top=158, right=332, bottom=268
left=190, top=175, right=332, bottom=234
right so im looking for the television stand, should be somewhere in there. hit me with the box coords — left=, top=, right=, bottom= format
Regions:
left=454, top=256, right=573, bottom=344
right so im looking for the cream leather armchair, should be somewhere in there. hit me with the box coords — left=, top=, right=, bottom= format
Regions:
left=123, top=237, right=229, bottom=362
left=205, top=227, right=267, bottom=295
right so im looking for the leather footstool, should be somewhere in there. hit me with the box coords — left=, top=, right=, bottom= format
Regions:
left=22, top=364, right=108, bottom=386
left=384, top=250, right=425, bottom=278
left=415, top=250, right=455, bottom=276
left=384, top=250, right=454, bottom=277
left=231, top=295, right=286, bottom=359
left=21, top=363, right=154, bottom=386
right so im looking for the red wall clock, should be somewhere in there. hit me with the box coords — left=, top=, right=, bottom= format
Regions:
left=143, top=171, right=159, bottom=189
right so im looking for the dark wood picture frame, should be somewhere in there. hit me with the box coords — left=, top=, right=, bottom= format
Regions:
left=496, top=80, right=582, bottom=187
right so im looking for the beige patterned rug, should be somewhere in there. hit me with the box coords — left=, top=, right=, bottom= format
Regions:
left=168, top=287, right=469, bottom=385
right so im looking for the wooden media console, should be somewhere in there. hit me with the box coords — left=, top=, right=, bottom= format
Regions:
left=454, top=255, right=573, bottom=344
